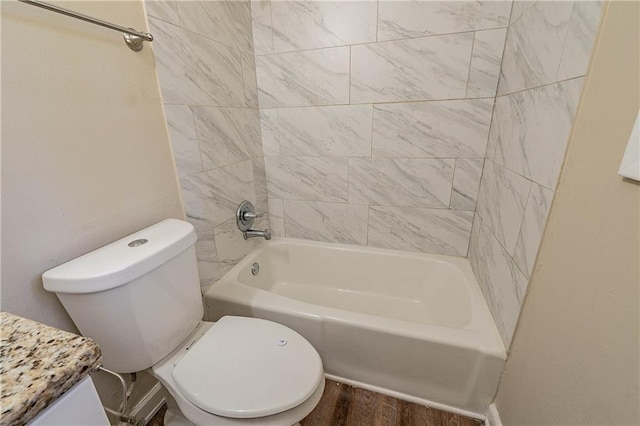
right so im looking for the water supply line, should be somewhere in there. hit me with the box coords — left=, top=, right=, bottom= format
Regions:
left=96, top=366, right=144, bottom=426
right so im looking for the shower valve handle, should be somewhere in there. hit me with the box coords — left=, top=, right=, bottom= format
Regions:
left=236, top=200, right=266, bottom=232
left=242, top=211, right=264, bottom=221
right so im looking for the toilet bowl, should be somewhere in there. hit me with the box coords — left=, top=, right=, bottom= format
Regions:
left=151, top=318, right=324, bottom=426
left=42, top=219, right=325, bottom=425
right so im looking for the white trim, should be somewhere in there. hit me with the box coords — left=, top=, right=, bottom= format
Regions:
left=485, top=403, right=503, bottom=426
left=324, top=374, right=487, bottom=421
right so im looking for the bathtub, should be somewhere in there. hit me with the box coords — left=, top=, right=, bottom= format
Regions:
left=204, top=239, right=505, bottom=418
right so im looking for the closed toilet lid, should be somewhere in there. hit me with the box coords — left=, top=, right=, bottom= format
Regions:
left=172, top=316, right=323, bottom=419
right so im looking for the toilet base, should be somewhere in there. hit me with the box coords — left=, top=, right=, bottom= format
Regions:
left=164, top=408, right=195, bottom=426
left=164, top=409, right=304, bottom=426
left=163, top=393, right=195, bottom=426
left=164, top=401, right=306, bottom=426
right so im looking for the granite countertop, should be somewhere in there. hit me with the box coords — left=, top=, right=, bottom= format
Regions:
left=0, top=312, right=102, bottom=426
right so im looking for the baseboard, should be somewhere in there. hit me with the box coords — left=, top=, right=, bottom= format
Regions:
left=485, top=403, right=502, bottom=426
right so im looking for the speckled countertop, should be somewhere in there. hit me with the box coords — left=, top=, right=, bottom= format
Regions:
left=0, top=312, right=102, bottom=426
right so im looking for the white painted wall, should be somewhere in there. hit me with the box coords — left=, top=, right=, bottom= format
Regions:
left=495, top=2, right=639, bottom=424
left=1, top=0, right=184, bottom=332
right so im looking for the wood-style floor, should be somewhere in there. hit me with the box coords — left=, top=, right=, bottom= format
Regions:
left=147, top=380, right=482, bottom=426
left=301, top=380, right=481, bottom=426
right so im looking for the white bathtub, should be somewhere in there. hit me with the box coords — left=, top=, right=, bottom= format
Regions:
left=204, top=239, right=505, bottom=418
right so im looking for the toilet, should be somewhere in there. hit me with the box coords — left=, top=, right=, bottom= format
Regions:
left=42, top=219, right=325, bottom=426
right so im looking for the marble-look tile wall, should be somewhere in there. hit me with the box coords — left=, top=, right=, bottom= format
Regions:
left=469, top=0, right=604, bottom=347
left=146, top=1, right=268, bottom=288
left=253, top=0, right=512, bottom=256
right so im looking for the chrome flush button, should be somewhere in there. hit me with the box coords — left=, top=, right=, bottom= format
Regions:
left=128, top=239, right=148, bottom=247
left=277, top=339, right=287, bottom=346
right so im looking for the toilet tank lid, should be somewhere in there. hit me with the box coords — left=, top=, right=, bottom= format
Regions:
left=43, top=219, right=197, bottom=294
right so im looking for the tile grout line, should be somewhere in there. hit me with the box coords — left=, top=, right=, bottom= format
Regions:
left=553, top=1, right=576, bottom=82
left=268, top=0, right=275, bottom=55
left=375, top=0, right=380, bottom=42
left=176, top=0, right=183, bottom=28
left=281, top=198, right=287, bottom=239
left=240, top=51, right=248, bottom=105
left=254, top=26, right=510, bottom=58
left=464, top=31, right=477, bottom=98
left=253, top=154, right=487, bottom=161
left=257, top=96, right=496, bottom=112
left=511, top=184, right=535, bottom=280
left=348, top=45, right=352, bottom=105
left=494, top=0, right=515, bottom=97
left=368, top=104, right=375, bottom=158
left=365, top=205, right=371, bottom=246
left=477, top=165, right=535, bottom=276
left=449, top=159, right=459, bottom=209
left=149, top=13, right=252, bottom=56
left=187, top=104, right=206, bottom=174
left=496, top=75, right=587, bottom=99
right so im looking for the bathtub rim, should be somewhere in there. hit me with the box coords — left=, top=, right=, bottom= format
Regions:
left=206, top=238, right=506, bottom=359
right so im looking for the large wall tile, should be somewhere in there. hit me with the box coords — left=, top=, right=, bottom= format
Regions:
left=349, top=158, right=454, bottom=208
left=451, top=159, right=484, bottom=211
left=253, top=157, right=269, bottom=214
left=256, top=47, right=350, bottom=107
left=351, top=33, right=474, bottom=104
left=556, top=1, right=604, bottom=80
left=186, top=219, right=214, bottom=281
left=214, top=218, right=262, bottom=276
left=278, top=105, right=373, bottom=157
left=510, top=1, right=536, bottom=26
left=513, top=183, right=554, bottom=278
left=260, top=109, right=280, bottom=156
left=271, top=1, right=376, bottom=53
left=469, top=215, right=528, bottom=347
left=284, top=200, right=368, bottom=245
left=368, top=206, right=473, bottom=256
left=467, top=28, right=508, bottom=98
left=180, top=160, right=256, bottom=229
left=176, top=1, right=253, bottom=52
left=265, top=156, right=348, bottom=202
left=377, top=1, right=510, bottom=41
left=497, top=2, right=574, bottom=95
left=149, top=1, right=264, bottom=287
left=242, top=53, right=259, bottom=108
left=187, top=219, right=220, bottom=288
left=149, top=18, right=245, bottom=107
left=476, top=160, right=531, bottom=255
left=463, top=0, right=599, bottom=351
left=490, top=78, right=583, bottom=189
left=145, top=0, right=179, bottom=25
left=251, top=0, right=274, bottom=55
left=192, top=107, right=262, bottom=170
left=372, top=99, right=493, bottom=158
left=267, top=198, right=285, bottom=238
left=163, top=105, right=203, bottom=178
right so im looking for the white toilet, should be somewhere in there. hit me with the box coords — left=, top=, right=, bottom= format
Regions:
left=42, top=219, right=325, bottom=426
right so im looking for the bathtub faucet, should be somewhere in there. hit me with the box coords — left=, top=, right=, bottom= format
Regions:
left=236, top=200, right=272, bottom=240
left=243, top=229, right=272, bottom=240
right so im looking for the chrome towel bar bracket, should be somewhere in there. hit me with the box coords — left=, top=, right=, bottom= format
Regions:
left=18, top=0, right=153, bottom=51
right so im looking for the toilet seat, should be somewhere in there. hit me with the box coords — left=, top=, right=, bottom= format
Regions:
left=151, top=317, right=325, bottom=426
left=172, top=316, right=323, bottom=418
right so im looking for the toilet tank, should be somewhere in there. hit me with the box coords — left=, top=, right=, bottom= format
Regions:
left=42, top=219, right=203, bottom=373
